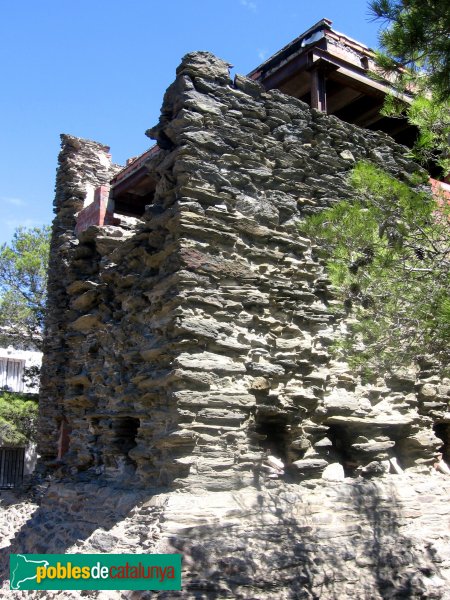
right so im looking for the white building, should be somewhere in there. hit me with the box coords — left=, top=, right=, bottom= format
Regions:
left=0, top=345, right=42, bottom=393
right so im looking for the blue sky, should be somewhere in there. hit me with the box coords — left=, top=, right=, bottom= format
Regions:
left=0, top=0, right=382, bottom=245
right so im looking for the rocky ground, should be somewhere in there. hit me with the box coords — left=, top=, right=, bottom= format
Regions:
left=0, top=482, right=151, bottom=599
left=0, top=488, right=38, bottom=552
left=1, top=471, right=450, bottom=599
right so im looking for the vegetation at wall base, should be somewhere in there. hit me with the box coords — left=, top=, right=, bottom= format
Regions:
left=300, top=162, right=450, bottom=376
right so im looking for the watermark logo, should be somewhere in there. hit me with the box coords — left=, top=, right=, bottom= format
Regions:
left=10, top=554, right=181, bottom=591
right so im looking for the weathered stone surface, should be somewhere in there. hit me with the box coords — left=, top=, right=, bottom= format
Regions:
left=33, top=51, right=450, bottom=598
left=322, top=462, right=346, bottom=481
left=2, top=475, right=450, bottom=599
left=175, top=351, right=246, bottom=373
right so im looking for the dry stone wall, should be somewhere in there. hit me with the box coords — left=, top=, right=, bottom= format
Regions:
left=26, top=49, right=450, bottom=599
left=40, top=51, right=449, bottom=489
left=39, top=136, right=121, bottom=462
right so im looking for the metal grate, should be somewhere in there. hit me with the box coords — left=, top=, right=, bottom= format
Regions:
left=0, top=447, right=25, bottom=489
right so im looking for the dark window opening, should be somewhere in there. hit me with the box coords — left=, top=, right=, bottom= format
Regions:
left=112, top=172, right=157, bottom=218
left=113, top=190, right=154, bottom=217
left=255, top=416, right=289, bottom=463
left=112, top=417, right=139, bottom=466
left=434, top=423, right=450, bottom=464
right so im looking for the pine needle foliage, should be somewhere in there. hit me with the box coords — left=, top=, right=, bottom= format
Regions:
left=370, top=0, right=450, bottom=101
left=300, top=162, right=450, bottom=375
left=0, top=226, right=50, bottom=351
left=0, top=392, right=38, bottom=446
left=369, top=0, right=450, bottom=175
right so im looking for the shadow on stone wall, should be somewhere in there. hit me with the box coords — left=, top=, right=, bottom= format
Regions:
left=346, top=480, right=436, bottom=599
left=0, top=483, right=151, bottom=587
left=0, top=479, right=443, bottom=599
left=158, top=481, right=440, bottom=600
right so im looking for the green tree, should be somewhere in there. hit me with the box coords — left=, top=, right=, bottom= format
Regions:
left=369, top=0, right=450, bottom=174
left=0, top=392, right=38, bottom=446
left=301, top=162, right=450, bottom=375
left=0, top=226, right=50, bottom=351
left=370, top=0, right=450, bottom=100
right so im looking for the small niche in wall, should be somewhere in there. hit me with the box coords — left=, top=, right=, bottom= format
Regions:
left=112, top=417, right=140, bottom=466
left=255, top=415, right=289, bottom=463
left=434, top=423, right=450, bottom=463
left=360, top=56, right=369, bottom=70
left=326, top=424, right=356, bottom=476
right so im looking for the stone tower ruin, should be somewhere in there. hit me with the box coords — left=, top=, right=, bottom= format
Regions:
left=34, top=50, right=450, bottom=598
left=39, top=50, right=450, bottom=489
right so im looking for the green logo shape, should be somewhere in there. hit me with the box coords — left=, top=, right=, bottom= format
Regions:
left=10, top=554, right=182, bottom=590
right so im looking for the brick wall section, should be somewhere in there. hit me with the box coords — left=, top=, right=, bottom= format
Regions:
left=74, top=185, right=115, bottom=235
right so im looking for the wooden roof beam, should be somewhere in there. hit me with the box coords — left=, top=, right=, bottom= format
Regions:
left=309, top=49, right=412, bottom=104
left=327, top=87, right=364, bottom=113
left=352, top=103, right=386, bottom=127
